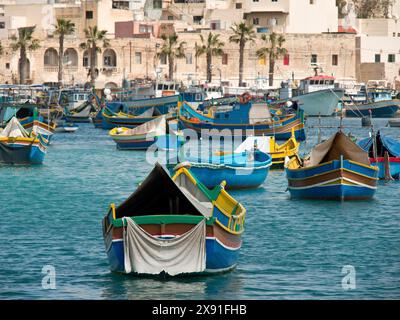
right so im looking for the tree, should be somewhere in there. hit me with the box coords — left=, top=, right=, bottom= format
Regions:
left=158, top=33, right=186, bottom=81
left=54, top=19, right=75, bottom=86
left=352, top=0, right=394, bottom=18
left=229, top=22, right=256, bottom=87
left=10, top=26, right=40, bottom=84
left=197, top=32, right=224, bottom=83
left=79, top=26, right=109, bottom=86
left=256, top=32, right=287, bottom=87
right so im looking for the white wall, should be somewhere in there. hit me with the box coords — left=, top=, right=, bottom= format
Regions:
left=358, top=35, right=400, bottom=63
left=287, top=0, right=338, bottom=34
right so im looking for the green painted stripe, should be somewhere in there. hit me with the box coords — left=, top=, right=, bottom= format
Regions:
left=112, top=215, right=216, bottom=227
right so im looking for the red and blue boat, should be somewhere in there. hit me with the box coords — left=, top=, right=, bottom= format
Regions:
left=178, top=101, right=306, bottom=141
left=285, top=131, right=378, bottom=200
left=358, top=131, right=400, bottom=180
left=102, top=163, right=246, bottom=276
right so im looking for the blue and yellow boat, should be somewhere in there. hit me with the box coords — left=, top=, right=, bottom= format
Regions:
left=0, top=117, right=48, bottom=164
left=285, top=131, right=378, bottom=200
left=178, top=101, right=306, bottom=141
left=175, top=150, right=272, bottom=189
left=102, top=163, right=246, bottom=276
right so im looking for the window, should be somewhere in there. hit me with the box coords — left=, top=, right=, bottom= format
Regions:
left=139, top=25, right=153, bottom=34
left=5, top=63, right=10, bottom=69
left=186, top=53, right=193, bottom=65
left=0, top=22, right=5, bottom=29
left=310, top=0, right=315, bottom=4
left=167, top=16, right=174, bottom=21
left=388, top=54, right=396, bottom=63
left=103, top=49, right=117, bottom=67
left=83, top=51, right=89, bottom=67
left=375, top=54, right=381, bottom=63
left=44, top=48, right=58, bottom=66
left=253, top=0, right=259, bottom=2
left=153, top=0, right=162, bottom=9
left=311, top=54, right=318, bottom=64
left=159, top=53, right=167, bottom=65
left=283, top=54, right=290, bottom=66
left=222, top=53, right=228, bottom=65
left=253, top=18, right=259, bottom=25
left=258, top=56, right=266, bottom=65
left=235, top=3, right=242, bottom=9
left=332, top=54, right=338, bottom=66
left=135, top=52, right=142, bottom=64
left=85, top=11, right=93, bottom=19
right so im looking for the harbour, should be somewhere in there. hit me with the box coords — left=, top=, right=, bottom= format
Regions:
left=1, top=117, right=399, bottom=299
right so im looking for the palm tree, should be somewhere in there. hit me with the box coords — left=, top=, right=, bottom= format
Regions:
left=54, top=19, right=75, bottom=86
left=158, top=33, right=186, bottom=81
left=79, top=26, right=109, bottom=86
left=10, top=26, right=40, bottom=84
left=256, top=32, right=287, bottom=87
left=197, top=32, right=224, bottom=83
left=229, top=22, right=256, bottom=87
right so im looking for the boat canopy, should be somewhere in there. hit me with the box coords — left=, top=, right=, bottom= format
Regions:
left=115, top=163, right=213, bottom=219
left=0, top=117, right=29, bottom=138
left=358, top=131, right=400, bottom=158
left=117, top=116, right=166, bottom=136
left=308, top=131, right=370, bottom=167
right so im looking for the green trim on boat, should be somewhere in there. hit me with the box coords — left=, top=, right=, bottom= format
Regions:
left=112, top=215, right=216, bottom=228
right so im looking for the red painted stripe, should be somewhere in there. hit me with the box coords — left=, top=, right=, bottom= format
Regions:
left=370, top=157, right=400, bottom=163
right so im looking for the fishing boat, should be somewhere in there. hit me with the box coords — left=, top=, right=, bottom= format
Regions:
left=178, top=100, right=306, bottom=141
left=345, top=99, right=400, bottom=118
left=358, top=131, right=400, bottom=180
left=102, top=163, right=246, bottom=276
left=0, top=117, right=47, bottom=164
left=65, top=102, right=93, bottom=123
left=387, top=119, right=400, bottom=127
left=278, top=75, right=344, bottom=116
left=233, top=133, right=300, bottom=170
left=285, top=131, right=378, bottom=200
left=54, top=121, right=79, bottom=133
left=174, top=150, right=272, bottom=189
left=101, top=106, right=169, bottom=130
left=19, top=117, right=56, bottom=141
left=109, top=116, right=183, bottom=150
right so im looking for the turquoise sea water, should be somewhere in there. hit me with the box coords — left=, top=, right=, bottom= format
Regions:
left=0, top=117, right=399, bottom=300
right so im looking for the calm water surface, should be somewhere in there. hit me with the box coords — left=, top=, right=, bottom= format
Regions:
left=0, top=117, right=399, bottom=299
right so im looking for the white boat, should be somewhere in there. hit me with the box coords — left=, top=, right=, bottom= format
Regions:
left=280, top=75, right=344, bottom=116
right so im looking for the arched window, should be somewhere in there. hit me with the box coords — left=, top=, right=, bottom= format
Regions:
left=103, top=49, right=117, bottom=67
left=64, top=48, right=78, bottom=67
left=83, top=50, right=97, bottom=67
left=44, top=48, right=58, bottom=66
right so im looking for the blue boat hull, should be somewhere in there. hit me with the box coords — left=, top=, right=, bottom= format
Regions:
left=188, top=166, right=269, bottom=189
left=345, top=100, right=400, bottom=118
left=106, top=237, right=239, bottom=274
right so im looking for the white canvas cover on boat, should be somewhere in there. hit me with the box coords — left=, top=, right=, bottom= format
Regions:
left=71, top=104, right=92, bottom=117
left=123, top=116, right=166, bottom=136
left=123, top=217, right=206, bottom=276
left=308, top=131, right=370, bottom=167
left=235, top=136, right=272, bottom=154
left=249, top=103, right=272, bottom=124
left=136, top=107, right=154, bottom=118
left=0, top=117, right=29, bottom=138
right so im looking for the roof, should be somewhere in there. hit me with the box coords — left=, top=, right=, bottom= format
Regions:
left=338, top=26, right=358, bottom=34
left=302, top=75, right=336, bottom=81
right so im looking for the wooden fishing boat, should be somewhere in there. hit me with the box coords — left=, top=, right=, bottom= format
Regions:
left=0, top=117, right=47, bottom=164
left=178, top=101, right=306, bottom=141
left=109, top=116, right=184, bottom=150
left=65, top=102, right=93, bottom=123
left=101, top=106, right=165, bottom=130
left=387, top=119, right=400, bottom=127
left=285, top=131, right=378, bottom=200
left=345, top=99, right=400, bottom=118
left=233, top=132, right=300, bottom=170
left=102, top=163, right=246, bottom=276
left=19, top=117, right=56, bottom=142
left=174, top=150, right=272, bottom=189
left=358, top=131, right=400, bottom=180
